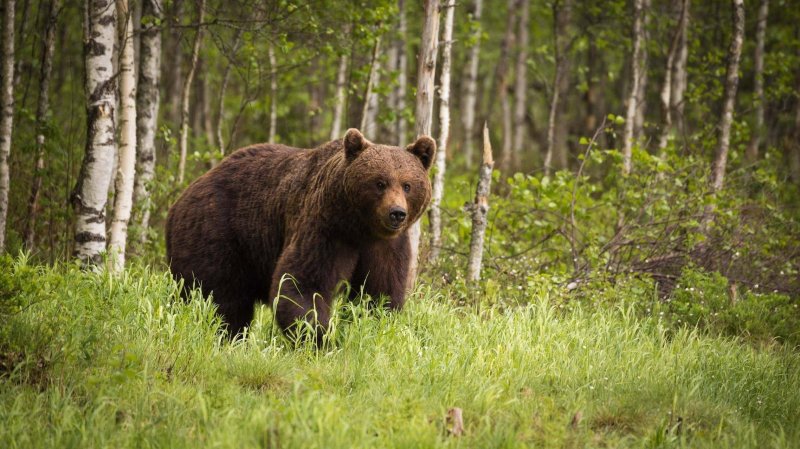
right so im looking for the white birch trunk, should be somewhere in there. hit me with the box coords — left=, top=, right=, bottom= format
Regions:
left=108, top=0, right=137, bottom=271
left=407, top=0, right=439, bottom=289
left=215, top=29, right=243, bottom=158
left=177, top=0, right=205, bottom=184
left=429, top=0, right=454, bottom=263
left=671, top=0, right=689, bottom=134
left=467, top=124, right=494, bottom=282
left=746, top=0, right=768, bottom=163
left=462, top=0, right=482, bottom=169
left=73, top=0, right=117, bottom=264
left=658, top=0, right=688, bottom=152
left=133, top=0, right=162, bottom=248
left=512, top=0, right=530, bottom=169
left=0, top=0, right=15, bottom=253
left=622, top=0, right=645, bottom=175
left=709, top=0, right=744, bottom=192
left=330, top=52, right=348, bottom=140
left=268, top=43, right=277, bottom=142
left=360, top=35, right=382, bottom=138
left=24, top=0, right=60, bottom=250
left=396, top=0, right=407, bottom=145
left=633, top=0, right=650, bottom=140
left=544, top=0, right=571, bottom=175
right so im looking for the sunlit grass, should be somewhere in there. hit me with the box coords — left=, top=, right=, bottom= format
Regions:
left=1, top=257, right=798, bottom=448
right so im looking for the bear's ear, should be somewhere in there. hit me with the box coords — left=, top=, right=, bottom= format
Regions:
left=406, top=135, right=436, bottom=171
left=344, top=128, right=369, bottom=161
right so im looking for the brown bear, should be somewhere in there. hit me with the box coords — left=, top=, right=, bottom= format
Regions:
left=166, top=128, right=435, bottom=343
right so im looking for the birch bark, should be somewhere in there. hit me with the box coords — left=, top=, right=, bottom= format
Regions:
left=177, top=0, right=205, bottom=184
left=0, top=0, right=15, bottom=252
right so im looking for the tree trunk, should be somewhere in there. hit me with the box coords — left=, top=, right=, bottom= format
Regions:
left=658, top=0, right=689, bottom=152
left=708, top=0, right=744, bottom=194
left=492, top=0, right=518, bottom=172
left=0, top=0, right=14, bottom=253
left=622, top=0, right=646, bottom=175
left=512, top=0, right=530, bottom=170
left=215, top=29, right=243, bottom=159
left=177, top=0, right=205, bottom=184
left=429, top=0, right=454, bottom=263
left=268, top=42, right=277, bottom=142
left=24, top=0, right=60, bottom=251
left=108, top=0, right=137, bottom=271
left=396, top=0, right=407, bottom=145
left=633, top=0, right=650, bottom=140
left=407, top=0, right=439, bottom=289
left=467, top=124, right=494, bottom=282
left=360, top=35, right=382, bottom=138
left=671, top=0, right=690, bottom=137
left=330, top=52, right=348, bottom=140
left=132, top=0, right=162, bottom=249
left=544, top=0, right=571, bottom=175
left=166, top=0, right=184, bottom=125
left=745, top=0, right=768, bottom=163
left=72, top=0, right=117, bottom=264
left=462, top=0, right=482, bottom=168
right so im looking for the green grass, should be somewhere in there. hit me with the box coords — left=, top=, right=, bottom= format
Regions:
left=1, top=257, right=799, bottom=448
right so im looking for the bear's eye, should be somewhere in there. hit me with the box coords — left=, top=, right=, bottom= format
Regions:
left=376, top=180, right=387, bottom=190
left=403, top=183, right=411, bottom=193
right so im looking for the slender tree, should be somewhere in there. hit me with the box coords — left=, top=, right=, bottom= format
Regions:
left=133, top=0, right=162, bottom=248
left=72, top=0, right=117, bottom=264
left=462, top=0, right=482, bottom=168
left=108, top=0, right=137, bottom=271
left=745, top=0, right=768, bottom=163
left=268, top=42, right=277, bottom=142
left=395, top=0, right=407, bottom=145
left=633, top=0, right=651, bottom=140
left=215, top=29, right=243, bottom=160
left=429, top=0, right=454, bottom=263
left=467, top=124, right=494, bottom=282
left=0, top=0, right=14, bottom=253
left=491, top=0, right=518, bottom=172
left=671, top=0, right=690, bottom=135
left=177, top=0, right=205, bottom=184
left=544, top=0, right=572, bottom=174
left=360, top=35, right=382, bottom=137
left=330, top=51, right=349, bottom=140
left=407, top=0, right=439, bottom=289
left=658, top=0, right=689, bottom=152
left=23, top=0, right=60, bottom=250
left=512, top=0, right=530, bottom=170
left=702, top=0, right=745, bottom=231
left=622, top=0, right=647, bottom=175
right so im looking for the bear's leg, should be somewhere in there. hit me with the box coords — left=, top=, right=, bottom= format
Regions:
left=271, top=240, right=358, bottom=346
left=351, top=235, right=410, bottom=310
left=215, top=294, right=256, bottom=337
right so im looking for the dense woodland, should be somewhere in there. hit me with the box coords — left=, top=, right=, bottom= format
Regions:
left=2, top=1, right=800, bottom=446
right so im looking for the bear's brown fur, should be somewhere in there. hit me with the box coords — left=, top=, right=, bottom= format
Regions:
left=166, top=129, right=435, bottom=342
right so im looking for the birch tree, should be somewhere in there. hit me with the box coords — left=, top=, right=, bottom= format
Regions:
left=702, top=0, right=745, bottom=231
left=268, top=42, right=277, bottom=142
left=745, top=0, right=768, bottom=163
left=360, top=35, right=382, bottom=138
left=395, top=0, right=407, bottom=145
left=544, top=0, right=571, bottom=174
left=330, top=51, right=348, bottom=140
left=407, top=0, right=439, bottom=289
left=491, top=0, right=517, bottom=172
left=108, top=0, right=137, bottom=271
left=215, top=29, right=242, bottom=159
left=633, top=0, right=651, bottom=140
left=177, top=0, right=205, bottom=184
left=429, top=0, right=454, bottom=263
left=0, top=0, right=14, bottom=253
left=512, top=0, right=530, bottom=169
left=671, top=0, right=690, bottom=135
left=658, top=0, right=689, bottom=152
left=461, top=0, right=482, bottom=168
left=72, top=0, right=117, bottom=264
left=133, top=0, right=162, bottom=248
left=467, top=124, right=494, bottom=282
left=622, top=0, right=647, bottom=175
left=23, top=0, right=60, bottom=250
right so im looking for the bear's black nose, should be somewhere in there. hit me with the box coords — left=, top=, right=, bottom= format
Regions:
left=389, top=207, right=407, bottom=226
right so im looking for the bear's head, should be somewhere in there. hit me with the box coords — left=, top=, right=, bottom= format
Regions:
left=342, top=128, right=435, bottom=239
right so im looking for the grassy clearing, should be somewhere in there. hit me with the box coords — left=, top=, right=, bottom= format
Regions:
left=1, top=257, right=799, bottom=448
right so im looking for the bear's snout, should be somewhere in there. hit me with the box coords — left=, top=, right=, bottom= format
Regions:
left=388, top=206, right=407, bottom=228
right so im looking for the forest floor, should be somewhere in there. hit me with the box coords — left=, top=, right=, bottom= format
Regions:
left=1, top=258, right=799, bottom=448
